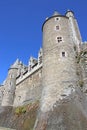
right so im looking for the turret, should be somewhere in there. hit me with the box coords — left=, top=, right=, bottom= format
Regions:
left=66, top=10, right=82, bottom=52
left=66, top=10, right=74, bottom=17
left=1, top=59, right=19, bottom=106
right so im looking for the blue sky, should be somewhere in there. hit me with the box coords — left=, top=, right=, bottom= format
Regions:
left=0, top=0, right=87, bottom=84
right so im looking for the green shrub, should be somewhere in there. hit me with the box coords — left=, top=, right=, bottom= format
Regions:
left=15, top=107, right=21, bottom=115
left=15, top=106, right=26, bottom=115
left=21, top=107, right=26, bottom=113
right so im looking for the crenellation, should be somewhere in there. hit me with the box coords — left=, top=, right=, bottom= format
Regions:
left=16, top=63, right=42, bottom=85
left=14, top=64, right=42, bottom=106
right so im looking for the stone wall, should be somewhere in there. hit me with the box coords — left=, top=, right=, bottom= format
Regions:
left=80, top=43, right=87, bottom=92
left=13, top=66, right=42, bottom=106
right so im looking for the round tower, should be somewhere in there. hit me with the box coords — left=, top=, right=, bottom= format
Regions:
left=1, top=59, right=19, bottom=106
left=41, top=11, right=78, bottom=112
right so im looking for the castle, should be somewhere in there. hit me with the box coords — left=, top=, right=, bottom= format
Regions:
left=0, top=10, right=87, bottom=108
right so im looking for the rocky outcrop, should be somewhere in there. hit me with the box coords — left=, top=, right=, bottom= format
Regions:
left=0, top=88, right=87, bottom=130
left=34, top=88, right=87, bottom=130
left=0, top=102, right=39, bottom=130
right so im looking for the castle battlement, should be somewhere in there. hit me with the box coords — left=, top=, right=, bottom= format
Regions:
left=16, top=63, right=42, bottom=85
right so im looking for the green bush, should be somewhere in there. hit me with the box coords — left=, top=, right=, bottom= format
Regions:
left=15, top=107, right=21, bottom=115
left=15, top=106, right=26, bottom=115
left=21, top=107, right=26, bottom=113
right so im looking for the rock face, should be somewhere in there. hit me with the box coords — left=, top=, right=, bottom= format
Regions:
left=34, top=89, right=87, bottom=130
left=0, top=102, right=39, bottom=130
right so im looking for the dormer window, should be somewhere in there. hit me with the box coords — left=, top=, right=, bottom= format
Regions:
left=57, top=37, right=62, bottom=43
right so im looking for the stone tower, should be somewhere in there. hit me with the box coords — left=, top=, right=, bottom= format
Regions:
left=40, top=10, right=81, bottom=112
left=1, top=59, right=19, bottom=106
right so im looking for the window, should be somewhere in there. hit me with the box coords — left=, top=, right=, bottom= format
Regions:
left=56, top=25, right=59, bottom=30
left=57, top=37, right=62, bottom=43
left=55, top=17, right=59, bottom=21
left=62, top=52, right=65, bottom=57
